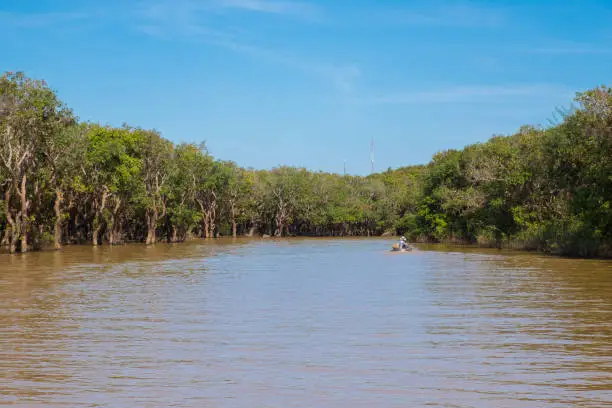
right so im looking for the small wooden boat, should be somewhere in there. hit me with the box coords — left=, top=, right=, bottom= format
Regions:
left=391, top=243, right=412, bottom=252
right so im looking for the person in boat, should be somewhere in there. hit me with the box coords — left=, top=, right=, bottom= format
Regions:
left=399, top=236, right=407, bottom=249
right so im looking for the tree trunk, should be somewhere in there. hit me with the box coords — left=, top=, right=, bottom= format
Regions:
left=196, top=200, right=210, bottom=239
left=231, top=205, right=237, bottom=238
left=4, top=187, right=17, bottom=253
left=275, top=210, right=286, bottom=237
left=9, top=188, right=20, bottom=253
left=2, top=188, right=11, bottom=248
left=19, top=174, right=28, bottom=253
left=108, top=197, right=121, bottom=246
left=1, top=226, right=9, bottom=248
left=74, top=211, right=84, bottom=243
left=93, top=190, right=109, bottom=246
left=54, top=188, right=63, bottom=250
left=146, top=208, right=157, bottom=245
left=114, top=223, right=123, bottom=245
left=209, top=200, right=217, bottom=238
left=92, top=223, right=101, bottom=246
left=203, top=213, right=210, bottom=238
left=9, top=228, right=18, bottom=254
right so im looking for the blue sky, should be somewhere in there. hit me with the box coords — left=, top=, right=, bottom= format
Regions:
left=2, top=0, right=611, bottom=175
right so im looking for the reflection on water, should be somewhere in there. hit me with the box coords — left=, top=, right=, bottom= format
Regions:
left=1, top=239, right=611, bottom=407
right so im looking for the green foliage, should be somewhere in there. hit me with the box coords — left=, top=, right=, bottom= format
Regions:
left=411, top=86, right=611, bottom=256
left=0, top=71, right=610, bottom=257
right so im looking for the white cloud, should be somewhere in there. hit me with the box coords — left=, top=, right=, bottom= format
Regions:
left=529, top=46, right=612, bottom=55
left=135, top=0, right=322, bottom=22
left=213, top=0, right=321, bottom=18
left=364, top=2, right=506, bottom=29
left=0, top=11, right=88, bottom=28
left=132, top=0, right=354, bottom=91
left=205, top=38, right=361, bottom=91
left=352, top=84, right=573, bottom=105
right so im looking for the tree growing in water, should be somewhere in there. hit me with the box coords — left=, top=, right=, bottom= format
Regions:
left=0, top=72, right=610, bottom=257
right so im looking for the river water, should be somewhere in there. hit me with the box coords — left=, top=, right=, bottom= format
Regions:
left=1, top=239, right=611, bottom=407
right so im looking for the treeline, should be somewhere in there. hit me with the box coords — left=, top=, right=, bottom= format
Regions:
left=1, top=72, right=610, bottom=257
left=405, top=87, right=611, bottom=257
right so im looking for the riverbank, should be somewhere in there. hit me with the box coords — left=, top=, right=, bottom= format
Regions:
left=2, top=234, right=610, bottom=259
left=2, top=73, right=610, bottom=256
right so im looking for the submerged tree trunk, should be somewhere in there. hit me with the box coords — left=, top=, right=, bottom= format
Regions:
left=145, top=208, right=158, bottom=245
left=196, top=200, right=208, bottom=239
left=18, top=174, right=28, bottom=253
left=2, top=188, right=11, bottom=248
left=93, top=189, right=109, bottom=247
left=1, top=225, right=9, bottom=248
left=54, top=188, right=63, bottom=250
left=197, top=198, right=217, bottom=239
left=210, top=201, right=216, bottom=238
left=170, top=227, right=179, bottom=243
left=93, top=227, right=101, bottom=246
left=203, top=212, right=210, bottom=238
left=231, top=204, right=237, bottom=238
left=275, top=211, right=286, bottom=237
left=274, top=196, right=288, bottom=237
left=108, top=197, right=121, bottom=245
left=4, top=187, right=17, bottom=253
left=10, top=225, right=18, bottom=254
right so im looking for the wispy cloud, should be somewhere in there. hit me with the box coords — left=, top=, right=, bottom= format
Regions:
left=213, top=0, right=321, bottom=19
left=134, top=1, right=234, bottom=42
left=133, top=0, right=322, bottom=38
left=136, top=0, right=322, bottom=22
left=195, top=37, right=361, bottom=92
left=0, top=11, right=89, bottom=28
left=529, top=45, right=612, bottom=55
left=372, top=2, right=506, bottom=29
left=133, top=0, right=355, bottom=91
left=352, top=84, right=573, bottom=105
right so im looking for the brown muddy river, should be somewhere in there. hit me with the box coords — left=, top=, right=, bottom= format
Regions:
left=1, top=239, right=611, bottom=407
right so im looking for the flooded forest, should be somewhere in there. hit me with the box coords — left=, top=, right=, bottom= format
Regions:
left=1, top=72, right=610, bottom=257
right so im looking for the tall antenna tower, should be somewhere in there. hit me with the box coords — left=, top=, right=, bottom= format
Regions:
left=343, top=160, right=347, bottom=176
left=370, top=138, right=374, bottom=174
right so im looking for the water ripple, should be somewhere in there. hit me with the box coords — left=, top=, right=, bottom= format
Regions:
left=1, top=239, right=611, bottom=407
